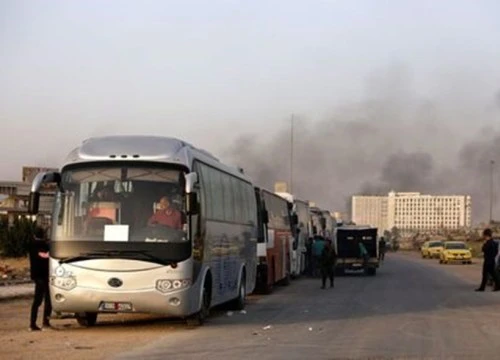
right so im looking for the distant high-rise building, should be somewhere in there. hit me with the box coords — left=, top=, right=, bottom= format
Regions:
left=351, top=196, right=388, bottom=232
left=352, top=191, right=472, bottom=233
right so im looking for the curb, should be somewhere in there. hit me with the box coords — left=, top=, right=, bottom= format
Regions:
left=0, top=293, right=33, bottom=302
left=0, top=279, right=32, bottom=287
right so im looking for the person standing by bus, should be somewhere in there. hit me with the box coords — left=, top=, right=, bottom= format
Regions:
left=29, top=227, right=52, bottom=331
left=357, top=239, right=369, bottom=270
left=320, top=240, right=337, bottom=289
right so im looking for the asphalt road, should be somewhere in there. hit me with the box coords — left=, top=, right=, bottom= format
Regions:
left=113, top=253, right=500, bottom=360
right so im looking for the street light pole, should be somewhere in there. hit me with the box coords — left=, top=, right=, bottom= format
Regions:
left=290, top=114, right=294, bottom=194
left=490, top=160, right=495, bottom=225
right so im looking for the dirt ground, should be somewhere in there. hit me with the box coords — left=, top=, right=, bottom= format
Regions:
left=0, top=257, right=30, bottom=283
left=0, top=297, right=198, bottom=360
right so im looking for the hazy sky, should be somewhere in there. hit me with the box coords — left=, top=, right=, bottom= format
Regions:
left=1, top=0, right=500, bottom=184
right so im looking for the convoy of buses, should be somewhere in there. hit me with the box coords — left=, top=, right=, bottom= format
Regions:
left=28, top=136, right=375, bottom=328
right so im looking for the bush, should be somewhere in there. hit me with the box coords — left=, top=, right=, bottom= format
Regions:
left=0, top=217, right=37, bottom=258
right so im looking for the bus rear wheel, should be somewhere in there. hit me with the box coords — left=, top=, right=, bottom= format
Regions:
left=75, top=312, right=98, bottom=327
left=229, top=274, right=246, bottom=311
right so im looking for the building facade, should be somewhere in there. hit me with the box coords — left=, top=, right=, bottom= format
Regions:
left=352, top=191, right=472, bottom=234
left=0, top=167, right=57, bottom=227
left=351, top=196, right=388, bottom=233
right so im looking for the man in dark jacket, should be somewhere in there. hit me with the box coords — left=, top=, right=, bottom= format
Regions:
left=29, top=227, right=52, bottom=331
left=320, top=240, right=337, bottom=289
left=476, top=228, right=500, bottom=292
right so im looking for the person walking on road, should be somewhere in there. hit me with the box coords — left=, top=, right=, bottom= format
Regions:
left=320, top=240, right=337, bottom=289
left=379, top=237, right=386, bottom=262
left=476, top=228, right=500, bottom=292
left=29, top=227, right=52, bottom=331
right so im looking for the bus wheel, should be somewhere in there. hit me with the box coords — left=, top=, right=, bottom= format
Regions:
left=75, top=312, right=98, bottom=327
left=281, top=272, right=291, bottom=286
left=187, top=282, right=211, bottom=327
left=230, top=274, right=246, bottom=311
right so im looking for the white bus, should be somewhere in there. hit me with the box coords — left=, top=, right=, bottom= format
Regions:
left=275, top=192, right=308, bottom=278
left=29, top=136, right=258, bottom=327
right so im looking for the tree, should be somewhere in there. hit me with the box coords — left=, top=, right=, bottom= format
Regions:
left=0, top=217, right=36, bottom=258
left=390, top=226, right=401, bottom=251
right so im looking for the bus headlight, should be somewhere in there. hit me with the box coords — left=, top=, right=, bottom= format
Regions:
left=54, top=266, right=66, bottom=277
left=50, top=276, right=77, bottom=291
left=156, top=279, right=191, bottom=293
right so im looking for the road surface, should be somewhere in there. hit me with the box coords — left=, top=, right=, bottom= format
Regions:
left=2, top=253, right=500, bottom=360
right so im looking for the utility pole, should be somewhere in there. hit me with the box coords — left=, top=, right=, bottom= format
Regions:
left=290, top=114, right=294, bottom=194
left=490, top=160, right=495, bottom=225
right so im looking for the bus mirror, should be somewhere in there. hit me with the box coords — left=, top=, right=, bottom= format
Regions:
left=186, top=192, right=198, bottom=215
left=320, top=218, right=326, bottom=229
left=185, top=172, right=198, bottom=193
left=291, top=214, right=298, bottom=226
left=262, top=209, right=269, bottom=224
left=28, top=192, right=40, bottom=215
left=29, top=171, right=61, bottom=215
left=292, top=239, right=298, bottom=251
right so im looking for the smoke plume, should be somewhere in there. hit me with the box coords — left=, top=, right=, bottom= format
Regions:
left=223, top=67, right=500, bottom=224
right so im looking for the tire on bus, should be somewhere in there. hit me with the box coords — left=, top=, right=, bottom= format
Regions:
left=229, top=268, right=246, bottom=311
left=187, top=272, right=212, bottom=327
left=281, top=271, right=291, bottom=286
left=75, top=312, right=98, bottom=327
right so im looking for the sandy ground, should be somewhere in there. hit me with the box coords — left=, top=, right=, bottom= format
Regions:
left=0, top=298, right=201, bottom=360
left=0, top=252, right=494, bottom=360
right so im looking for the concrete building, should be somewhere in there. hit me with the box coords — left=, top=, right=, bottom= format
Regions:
left=351, top=196, right=388, bottom=233
left=352, top=191, right=472, bottom=234
left=0, top=167, right=57, bottom=227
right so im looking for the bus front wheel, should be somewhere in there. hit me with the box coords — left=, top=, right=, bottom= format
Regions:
left=187, top=282, right=211, bottom=327
left=75, top=312, right=98, bottom=327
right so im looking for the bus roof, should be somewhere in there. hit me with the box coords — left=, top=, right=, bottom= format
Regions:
left=62, top=135, right=250, bottom=181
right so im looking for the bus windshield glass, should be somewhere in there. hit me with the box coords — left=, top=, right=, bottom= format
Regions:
left=53, top=165, right=187, bottom=243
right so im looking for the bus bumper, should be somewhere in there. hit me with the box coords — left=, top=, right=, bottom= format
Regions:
left=49, top=285, right=198, bottom=317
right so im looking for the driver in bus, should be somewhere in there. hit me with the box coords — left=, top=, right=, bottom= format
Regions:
left=147, top=196, right=183, bottom=230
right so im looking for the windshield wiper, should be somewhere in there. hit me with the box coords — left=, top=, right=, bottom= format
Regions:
left=59, top=251, right=115, bottom=264
left=110, top=250, right=170, bottom=265
left=59, top=250, right=169, bottom=265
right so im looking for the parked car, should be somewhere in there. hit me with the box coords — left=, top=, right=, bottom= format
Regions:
left=439, top=241, right=472, bottom=264
left=421, top=241, right=444, bottom=259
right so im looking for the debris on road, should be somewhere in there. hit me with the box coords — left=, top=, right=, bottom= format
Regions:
left=262, top=325, right=272, bottom=330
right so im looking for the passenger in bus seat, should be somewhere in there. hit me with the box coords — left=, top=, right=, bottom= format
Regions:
left=148, top=196, right=183, bottom=230
left=90, top=183, right=116, bottom=202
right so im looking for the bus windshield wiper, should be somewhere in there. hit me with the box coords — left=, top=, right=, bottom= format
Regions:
left=59, top=251, right=115, bottom=264
left=110, top=250, right=169, bottom=265
left=59, top=250, right=169, bottom=265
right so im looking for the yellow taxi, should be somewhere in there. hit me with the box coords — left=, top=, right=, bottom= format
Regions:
left=439, top=241, right=472, bottom=264
left=421, top=240, right=444, bottom=259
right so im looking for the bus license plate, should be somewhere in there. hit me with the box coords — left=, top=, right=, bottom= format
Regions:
left=100, top=302, right=133, bottom=312
left=352, top=263, right=362, bottom=268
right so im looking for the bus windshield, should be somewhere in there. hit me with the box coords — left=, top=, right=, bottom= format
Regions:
left=53, top=165, right=187, bottom=243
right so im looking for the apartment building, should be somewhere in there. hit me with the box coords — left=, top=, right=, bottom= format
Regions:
left=351, top=196, right=388, bottom=233
left=352, top=191, right=472, bottom=233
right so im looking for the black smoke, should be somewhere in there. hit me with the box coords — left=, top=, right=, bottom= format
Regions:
left=223, top=70, right=500, bottom=224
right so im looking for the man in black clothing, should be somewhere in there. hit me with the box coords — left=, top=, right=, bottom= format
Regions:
left=476, top=228, right=500, bottom=292
left=29, top=227, right=52, bottom=331
left=379, top=237, right=387, bottom=262
left=320, top=240, right=337, bottom=289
